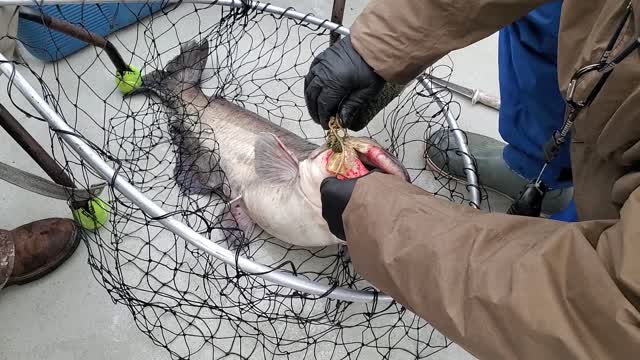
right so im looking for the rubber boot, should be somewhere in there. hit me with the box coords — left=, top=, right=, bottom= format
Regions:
left=1, top=218, right=81, bottom=288
left=425, top=129, right=573, bottom=215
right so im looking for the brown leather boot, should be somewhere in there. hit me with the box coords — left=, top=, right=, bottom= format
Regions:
left=3, top=218, right=81, bottom=287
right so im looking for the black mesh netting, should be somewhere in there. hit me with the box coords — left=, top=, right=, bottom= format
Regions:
left=0, top=1, right=502, bottom=359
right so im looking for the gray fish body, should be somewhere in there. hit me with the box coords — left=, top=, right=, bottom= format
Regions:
left=134, top=40, right=409, bottom=247
left=176, top=87, right=316, bottom=196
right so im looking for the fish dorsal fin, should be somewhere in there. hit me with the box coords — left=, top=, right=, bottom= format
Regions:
left=255, top=132, right=299, bottom=183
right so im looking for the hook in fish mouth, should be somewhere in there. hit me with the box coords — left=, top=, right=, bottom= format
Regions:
left=312, top=137, right=410, bottom=181
left=352, top=137, right=410, bottom=182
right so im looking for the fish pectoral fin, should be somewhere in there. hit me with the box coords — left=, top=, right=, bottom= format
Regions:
left=254, top=132, right=299, bottom=184
left=221, top=196, right=257, bottom=249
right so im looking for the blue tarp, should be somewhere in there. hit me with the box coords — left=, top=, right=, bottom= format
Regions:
left=17, top=2, right=166, bottom=61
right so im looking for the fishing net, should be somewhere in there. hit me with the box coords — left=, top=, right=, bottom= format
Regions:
left=0, top=1, right=499, bottom=359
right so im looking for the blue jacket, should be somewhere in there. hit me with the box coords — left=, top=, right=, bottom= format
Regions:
left=498, top=1, right=571, bottom=190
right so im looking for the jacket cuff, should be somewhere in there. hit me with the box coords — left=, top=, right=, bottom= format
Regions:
left=350, top=22, right=427, bottom=85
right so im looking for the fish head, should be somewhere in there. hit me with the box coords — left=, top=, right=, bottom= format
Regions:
left=298, top=137, right=411, bottom=209
left=343, top=136, right=410, bottom=182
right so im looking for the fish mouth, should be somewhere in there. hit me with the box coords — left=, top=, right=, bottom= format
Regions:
left=353, top=137, right=410, bottom=182
left=311, top=137, right=410, bottom=182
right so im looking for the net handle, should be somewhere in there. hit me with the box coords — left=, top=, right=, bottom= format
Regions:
left=0, top=0, right=481, bottom=302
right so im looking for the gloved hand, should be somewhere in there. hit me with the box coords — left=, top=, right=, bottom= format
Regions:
left=320, top=171, right=377, bottom=240
left=304, top=35, right=385, bottom=131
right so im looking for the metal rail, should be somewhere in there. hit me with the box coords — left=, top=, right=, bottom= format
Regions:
left=419, top=76, right=481, bottom=208
left=0, top=0, right=481, bottom=302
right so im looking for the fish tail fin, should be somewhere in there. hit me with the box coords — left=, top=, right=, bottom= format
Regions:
left=127, top=38, right=210, bottom=98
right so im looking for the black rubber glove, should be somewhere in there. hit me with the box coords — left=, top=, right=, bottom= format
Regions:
left=320, top=171, right=377, bottom=241
left=304, top=35, right=385, bottom=131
